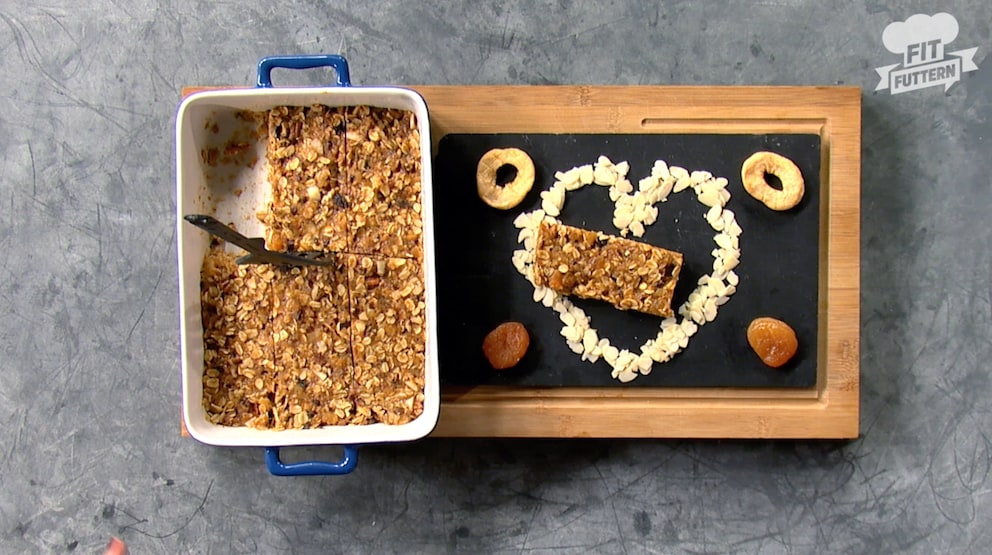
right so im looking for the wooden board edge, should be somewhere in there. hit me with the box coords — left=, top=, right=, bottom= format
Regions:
left=822, top=87, right=862, bottom=437
left=433, top=404, right=859, bottom=439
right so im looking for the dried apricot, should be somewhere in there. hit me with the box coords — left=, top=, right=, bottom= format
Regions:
left=746, top=317, right=798, bottom=368
left=482, top=322, right=530, bottom=370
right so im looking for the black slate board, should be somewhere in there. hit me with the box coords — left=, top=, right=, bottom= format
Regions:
left=433, top=133, right=821, bottom=388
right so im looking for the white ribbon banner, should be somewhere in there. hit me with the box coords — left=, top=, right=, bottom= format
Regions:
left=876, top=47, right=979, bottom=93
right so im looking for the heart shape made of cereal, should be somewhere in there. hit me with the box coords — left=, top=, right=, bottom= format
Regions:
left=511, top=156, right=742, bottom=383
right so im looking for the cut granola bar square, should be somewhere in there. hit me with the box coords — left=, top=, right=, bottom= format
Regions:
left=348, top=255, right=427, bottom=425
left=263, top=105, right=352, bottom=252
left=270, top=259, right=355, bottom=429
left=199, top=245, right=277, bottom=428
left=346, top=107, right=423, bottom=259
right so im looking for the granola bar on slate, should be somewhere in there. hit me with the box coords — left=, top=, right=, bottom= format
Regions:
left=532, top=221, right=683, bottom=318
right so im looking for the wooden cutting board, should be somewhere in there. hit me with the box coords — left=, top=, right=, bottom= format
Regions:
left=416, top=86, right=860, bottom=439
left=180, top=85, right=861, bottom=439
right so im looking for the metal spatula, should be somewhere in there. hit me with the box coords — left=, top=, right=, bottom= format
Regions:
left=184, top=214, right=337, bottom=267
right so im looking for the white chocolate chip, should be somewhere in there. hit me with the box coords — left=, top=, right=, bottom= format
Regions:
left=617, top=369, right=638, bottom=383
left=582, top=329, right=598, bottom=353
left=657, top=178, right=675, bottom=200
left=690, top=170, right=712, bottom=183
left=578, top=164, right=594, bottom=184
left=652, top=160, right=671, bottom=180
left=629, top=221, right=645, bottom=237
left=673, top=176, right=693, bottom=193
left=698, top=188, right=721, bottom=208
left=593, top=165, right=617, bottom=186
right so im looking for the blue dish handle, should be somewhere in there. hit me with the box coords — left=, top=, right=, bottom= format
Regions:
left=256, top=54, right=352, bottom=88
left=265, top=446, right=359, bottom=476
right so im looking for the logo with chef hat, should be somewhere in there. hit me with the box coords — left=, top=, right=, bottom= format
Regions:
left=875, top=12, right=978, bottom=94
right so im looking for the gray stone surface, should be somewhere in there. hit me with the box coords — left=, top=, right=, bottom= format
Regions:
left=1, top=1, right=990, bottom=553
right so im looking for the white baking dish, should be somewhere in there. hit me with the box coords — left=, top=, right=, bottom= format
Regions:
left=176, top=56, right=439, bottom=453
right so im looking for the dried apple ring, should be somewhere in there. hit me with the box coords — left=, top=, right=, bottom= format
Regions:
left=741, top=151, right=805, bottom=211
left=477, top=147, right=535, bottom=210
